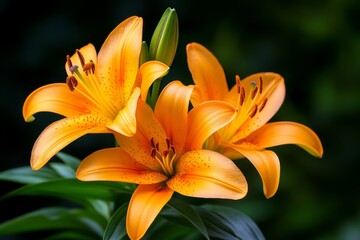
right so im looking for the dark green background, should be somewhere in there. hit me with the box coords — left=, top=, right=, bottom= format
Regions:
left=1, top=0, right=359, bottom=239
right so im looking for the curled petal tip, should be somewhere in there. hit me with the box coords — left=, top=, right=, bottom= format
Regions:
left=25, top=115, right=35, bottom=122
left=30, top=159, right=42, bottom=171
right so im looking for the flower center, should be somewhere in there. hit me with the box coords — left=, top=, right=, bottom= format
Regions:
left=223, top=75, right=268, bottom=142
left=235, top=75, right=267, bottom=117
left=150, top=137, right=177, bottom=176
left=65, top=50, right=117, bottom=118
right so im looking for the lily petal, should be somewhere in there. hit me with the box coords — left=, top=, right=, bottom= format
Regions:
left=154, top=81, right=194, bottom=150
left=107, top=88, right=140, bottom=136
left=138, top=60, right=169, bottom=100
left=127, top=184, right=174, bottom=240
left=189, top=85, right=203, bottom=107
left=167, top=150, right=247, bottom=199
left=22, top=83, right=90, bottom=122
left=230, top=147, right=280, bottom=198
left=31, top=115, right=108, bottom=170
left=186, top=100, right=236, bottom=150
left=115, top=100, right=167, bottom=171
left=186, top=42, right=229, bottom=105
left=76, top=148, right=167, bottom=184
left=245, top=121, right=324, bottom=158
left=97, top=16, right=143, bottom=104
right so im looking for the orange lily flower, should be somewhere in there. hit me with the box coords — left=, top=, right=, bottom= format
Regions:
left=76, top=81, right=248, bottom=240
left=22, top=16, right=169, bottom=170
left=186, top=42, right=323, bottom=198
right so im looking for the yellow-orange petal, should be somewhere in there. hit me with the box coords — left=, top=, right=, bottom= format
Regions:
left=186, top=100, right=236, bottom=150
left=115, top=101, right=167, bottom=172
left=97, top=16, right=143, bottom=103
left=138, top=60, right=169, bottom=100
left=167, top=150, right=247, bottom=199
left=107, top=88, right=140, bottom=137
left=189, top=85, right=203, bottom=107
left=154, top=81, right=194, bottom=150
left=76, top=148, right=167, bottom=184
left=30, top=115, right=109, bottom=170
left=65, top=43, right=98, bottom=76
left=245, top=121, right=323, bottom=158
left=127, top=184, right=174, bottom=240
left=222, top=146, right=246, bottom=160
left=231, top=147, right=280, bottom=198
left=186, top=42, right=229, bottom=104
left=22, top=83, right=90, bottom=122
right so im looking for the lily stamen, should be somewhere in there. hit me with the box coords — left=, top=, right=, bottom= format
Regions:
left=150, top=137, right=156, bottom=148
left=66, top=55, right=73, bottom=69
left=66, top=76, right=78, bottom=91
left=83, top=61, right=95, bottom=75
left=235, top=75, right=245, bottom=107
left=259, top=98, right=267, bottom=112
left=249, top=104, right=258, bottom=118
left=239, top=87, right=245, bottom=106
left=251, top=85, right=258, bottom=100
left=76, top=49, right=86, bottom=67
left=149, top=137, right=176, bottom=176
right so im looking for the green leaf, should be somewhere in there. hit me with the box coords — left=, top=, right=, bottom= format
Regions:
left=0, top=166, right=61, bottom=184
left=103, top=203, right=128, bottom=240
left=195, top=204, right=265, bottom=240
left=88, top=199, right=113, bottom=221
left=1, top=179, right=133, bottom=202
left=44, top=231, right=97, bottom=240
left=166, top=198, right=209, bottom=240
left=55, top=152, right=81, bottom=171
left=144, top=217, right=201, bottom=240
left=0, top=207, right=105, bottom=238
left=49, top=162, right=76, bottom=179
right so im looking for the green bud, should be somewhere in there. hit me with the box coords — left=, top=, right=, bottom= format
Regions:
left=140, top=41, right=150, bottom=65
left=149, top=7, right=179, bottom=67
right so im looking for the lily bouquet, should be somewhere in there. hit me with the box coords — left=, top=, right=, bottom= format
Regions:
left=0, top=7, right=323, bottom=240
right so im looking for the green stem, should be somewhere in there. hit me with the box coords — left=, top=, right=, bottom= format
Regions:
left=149, top=77, right=162, bottom=109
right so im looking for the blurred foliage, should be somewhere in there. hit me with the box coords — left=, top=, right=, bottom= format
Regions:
left=1, top=0, right=359, bottom=239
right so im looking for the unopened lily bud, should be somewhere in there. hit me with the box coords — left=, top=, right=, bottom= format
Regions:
left=149, top=7, right=179, bottom=67
left=140, top=41, right=150, bottom=65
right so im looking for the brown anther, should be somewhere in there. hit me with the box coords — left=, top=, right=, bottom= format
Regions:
left=166, top=138, right=171, bottom=149
left=83, top=61, right=95, bottom=75
left=155, top=142, right=160, bottom=151
left=163, top=150, right=169, bottom=157
left=66, top=76, right=78, bottom=91
left=171, top=146, right=176, bottom=154
left=151, top=148, right=156, bottom=158
left=66, top=55, right=73, bottom=69
left=235, top=75, right=241, bottom=94
left=239, top=87, right=245, bottom=106
left=76, top=49, right=86, bottom=67
left=259, top=98, right=267, bottom=112
left=251, top=86, right=258, bottom=100
left=150, top=138, right=155, bottom=148
left=259, top=76, right=263, bottom=94
left=249, top=104, right=258, bottom=118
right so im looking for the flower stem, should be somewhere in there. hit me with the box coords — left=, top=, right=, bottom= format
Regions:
left=149, top=78, right=162, bottom=109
